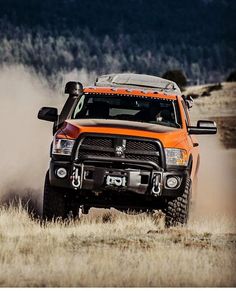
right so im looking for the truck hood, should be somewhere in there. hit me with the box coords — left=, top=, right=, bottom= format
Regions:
left=58, top=119, right=187, bottom=148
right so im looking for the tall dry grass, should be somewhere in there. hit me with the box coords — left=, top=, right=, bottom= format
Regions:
left=0, top=205, right=235, bottom=287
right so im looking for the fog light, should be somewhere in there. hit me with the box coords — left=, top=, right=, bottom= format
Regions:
left=56, top=167, right=67, bottom=178
left=166, top=176, right=178, bottom=188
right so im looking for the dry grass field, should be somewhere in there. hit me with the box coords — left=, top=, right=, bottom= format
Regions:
left=0, top=205, right=235, bottom=287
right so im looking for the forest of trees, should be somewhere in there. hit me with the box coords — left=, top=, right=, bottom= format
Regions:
left=0, top=0, right=235, bottom=86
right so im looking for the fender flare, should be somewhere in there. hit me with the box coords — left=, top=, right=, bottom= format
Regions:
left=195, top=154, right=200, bottom=176
left=187, top=154, right=193, bottom=174
left=188, top=154, right=200, bottom=179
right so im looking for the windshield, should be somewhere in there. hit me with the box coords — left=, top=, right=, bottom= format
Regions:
left=71, top=93, right=182, bottom=128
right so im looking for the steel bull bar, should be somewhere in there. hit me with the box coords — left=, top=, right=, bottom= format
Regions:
left=71, top=155, right=163, bottom=196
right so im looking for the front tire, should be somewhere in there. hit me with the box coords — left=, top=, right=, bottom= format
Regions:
left=164, top=177, right=192, bottom=227
left=43, top=172, right=68, bottom=220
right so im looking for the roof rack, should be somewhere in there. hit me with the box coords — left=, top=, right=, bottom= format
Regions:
left=95, top=73, right=181, bottom=95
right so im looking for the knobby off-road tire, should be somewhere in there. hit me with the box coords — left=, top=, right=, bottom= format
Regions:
left=43, top=172, right=68, bottom=221
left=164, top=177, right=192, bottom=228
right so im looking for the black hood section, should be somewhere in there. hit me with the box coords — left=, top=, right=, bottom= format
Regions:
left=71, top=119, right=178, bottom=133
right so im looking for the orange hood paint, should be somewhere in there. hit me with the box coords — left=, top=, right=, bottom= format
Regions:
left=56, top=119, right=188, bottom=148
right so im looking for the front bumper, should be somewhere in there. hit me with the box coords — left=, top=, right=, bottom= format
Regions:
left=49, top=155, right=189, bottom=198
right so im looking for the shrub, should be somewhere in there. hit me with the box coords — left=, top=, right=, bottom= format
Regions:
left=226, top=70, right=236, bottom=82
left=162, top=70, right=187, bottom=90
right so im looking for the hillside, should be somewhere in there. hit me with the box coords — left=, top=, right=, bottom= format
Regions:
left=0, top=0, right=235, bottom=84
left=184, top=81, right=236, bottom=148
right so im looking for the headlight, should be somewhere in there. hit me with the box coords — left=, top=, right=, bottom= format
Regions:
left=52, top=138, right=75, bottom=155
left=165, top=148, right=188, bottom=166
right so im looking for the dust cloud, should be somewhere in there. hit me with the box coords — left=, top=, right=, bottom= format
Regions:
left=0, top=65, right=61, bottom=211
left=189, top=123, right=236, bottom=233
left=0, top=65, right=94, bottom=213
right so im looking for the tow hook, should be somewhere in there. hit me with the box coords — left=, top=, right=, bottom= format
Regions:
left=152, top=174, right=161, bottom=196
left=71, top=167, right=81, bottom=189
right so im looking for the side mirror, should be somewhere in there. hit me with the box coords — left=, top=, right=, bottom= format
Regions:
left=188, top=120, right=217, bottom=135
left=38, top=107, right=58, bottom=122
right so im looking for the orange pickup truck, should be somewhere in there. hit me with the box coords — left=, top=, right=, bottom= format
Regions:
left=38, top=73, right=217, bottom=226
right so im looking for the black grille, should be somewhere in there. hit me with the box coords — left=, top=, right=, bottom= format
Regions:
left=82, top=137, right=113, bottom=148
left=126, top=140, right=157, bottom=152
left=125, top=154, right=159, bottom=164
left=77, top=135, right=161, bottom=166
left=78, top=151, right=111, bottom=159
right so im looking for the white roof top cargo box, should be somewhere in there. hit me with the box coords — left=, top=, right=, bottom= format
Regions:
left=95, top=73, right=181, bottom=95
